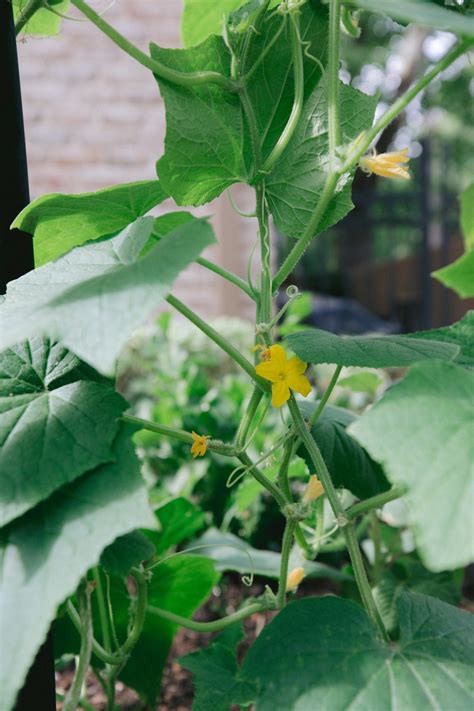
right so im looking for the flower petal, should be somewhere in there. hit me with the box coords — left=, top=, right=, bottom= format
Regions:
left=268, top=344, right=287, bottom=369
left=286, top=356, right=307, bottom=377
left=287, top=373, right=312, bottom=398
left=256, top=360, right=280, bottom=382
left=272, top=380, right=290, bottom=408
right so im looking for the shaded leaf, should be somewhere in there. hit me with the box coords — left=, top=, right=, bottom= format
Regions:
left=298, top=401, right=390, bottom=499
left=241, top=593, right=474, bottom=710
left=147, top=497, right=207, bottom=556
left=181, top=625, right=255, bottom=711
left=0, top=424, right=155, bottom=711
left=286, top=327, right=459, bottom=367
left=0, top=217, right=215, bottom=374
left=339, top=371, right=383, bottom=394
left=461, top=183, right=474, bottom=251
left=13, top=0, right=69, bottom=36
left=0, top=337, right=126, bottom=527
left=100, top=531, right=156, bottom=578
left=350, top=361, right=474, bottom=571
left=12, top=180, right=167, bottom=266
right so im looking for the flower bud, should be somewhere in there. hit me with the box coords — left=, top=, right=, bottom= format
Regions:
left=303, top=475, right=324, bottom=503
left=286, top=567, right=305, bottom=591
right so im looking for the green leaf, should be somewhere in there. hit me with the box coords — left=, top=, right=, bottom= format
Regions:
left=119, top=555, right=219, bottom=705
left=408, top=311, right=474, bottom=368
left=461, top=183, right=474, bottom=251
left=189, top=528, right=352, bottom=581
left=13, top=0, right=69, bottom=36
left=266, top=81, right=377, bottom=239
left=241, top=2, right=329, bottom=167
left=152, top=36, right=245, bottom=205
left=349, top=0, right=474, bottom=36
left=432, top=251, right=474, bottom=298
left=181, top=625, right=255, bottom=711
left=240, top=593, right=474, bottom=710
left=12, top=180, right=167, bottom=266
left=339, top=371, right=383, bottom=395
left=350, top=361, right=474, bottom=571
left=0, top=216, right=216, bottom=374
left=286, top=327, right=459, bottom=367
left=100, top=531, right=156, bottom=577
left=298, top=401, right=390, bottom=499
left=0, top=424, right=155, bottom=711
left=181, top=0, right=280, bottom=47
left=147, top=497, right=206, bottom=555
left=0, top=338, right=126, bottom=527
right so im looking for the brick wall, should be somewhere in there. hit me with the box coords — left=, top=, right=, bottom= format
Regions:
left=17, top=0, right=260, bottom=319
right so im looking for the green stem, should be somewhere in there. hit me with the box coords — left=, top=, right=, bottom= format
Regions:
left=119, top=568, right=148, bottom=656
left=311, top=495, right=325, bottom=557
left=92, top=568, right=112, bottom=652
left=197, top=257, right=256, bottom=300
left=240, top=86, right=262, bottom=178
left=67, top=601, right=127, bottom=666
left=238, top=451, right=287, bottom=509
left=340, top=37, right=474, bottom=173
left=63, top=584, right=94, bottom=711
left=371, top=512, right=383, bottom=585
left=273, top=172, right=339, bottom=288
left=235, top=388, right=264, bottom=449
left=277, top=519, right=297, bottom=607
left=166, top=294, right=269, bottom=392
left=70, top=0, right=235, bottom=90
left=328, top=0, right=342, bottom=165
left=256, top=183, right=272, bottom=333
left=308, top=365, right=342, bottom=426
left=56, top=693, right=95, bottom=711
left=277, top=437, right=294, bottom=501
left=122, top=413, right=236, bottom=457
left=147, top=602, right=265, bottom=632
left=261, top=11, right=304, bottom=173
left=14, top=0, right=44, bottom=34
left=287, top=394, right=388, bottom=640
left=347, top=486, right=406, bottom=520
left=321, top=514, right=371, bottom=552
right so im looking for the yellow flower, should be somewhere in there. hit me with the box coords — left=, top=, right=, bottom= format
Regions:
left=251, top=343, right=272, bottom=361
left=286, top=567, right=305, bottom=591
left=191, top=431, right=210, bottom=458
left=303, top=475, right=324, bottom=504
left=255, top=344, right=311, bottom=408
left=359, top=148, right=410, bottom=180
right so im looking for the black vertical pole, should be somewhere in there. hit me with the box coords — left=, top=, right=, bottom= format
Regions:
left=1, top=3, right=56, bottom=709
left=0, top=0, right=34, bottom=292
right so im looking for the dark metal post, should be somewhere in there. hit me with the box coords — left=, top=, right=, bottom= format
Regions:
left=1, top=3, right=56, bottom=709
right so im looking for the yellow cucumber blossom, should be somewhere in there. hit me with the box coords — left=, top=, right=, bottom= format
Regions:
left=359, top=148, right=410, bottom=180
left=255, top=344, right=311, bottom=408
left=286, top=567, right=305, bottom=591
left=191, top=431, right=210, bottom=458
left=303, top=475, right=324, bottom=504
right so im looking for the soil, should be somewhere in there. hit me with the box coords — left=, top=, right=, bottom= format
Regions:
left=55, top=576, right=338, bottom=710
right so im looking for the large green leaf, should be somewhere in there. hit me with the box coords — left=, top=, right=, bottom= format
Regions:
left=12, top=180, right=167, bottom=266
left=0, top=338, right=126, bottom=527
left=152, top=36, right=245, bottom=205
left=119, top=555, right=219, bottom=704
left=266, top=81, right=377, bottom=239
left=100, top=531, right=156, bottom=578
left=408, top=311, right=474, bottom=368
left=0, top=424, right=155, bottom=711
left=432, top=251, right=474, bottom=298
left=181, top=0, right=245, bottom=46
left=189, top=528, right=352, bottom=581
left=298, top=401, right=390, bottom=499
left=349, top=0, right=474, bottom=36
left=181, top=625, right=255, bottom=711
left=0, top=216, right=215, bottom=374
left=286, top=327, right=459, bottom=367
left=13, top=0, right=69, bottom=36
left=240, top=593, right=474, bottom=710
left=350, top=361, right=474, bottom=571
left=241, top=2, right=329, bottom=167
left=147, top=497, right=206, bottom=555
